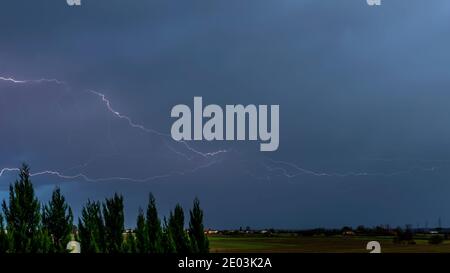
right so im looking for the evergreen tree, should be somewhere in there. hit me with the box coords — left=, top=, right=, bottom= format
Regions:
left=189, top=198, right=209, bottom=253
left=37, top=228, right=53, bottom=253
left=103, top=193, right=125, bottom=253
left=146, top=193, right=162, bottom=253
left=0, top=212, right=9, bottom=253
left=135, top=208, right=148, bottom=253
left=168, top=204, right=191, bottom=253
left=42, top=187, right=74, bottom=253
left=1, top=164, right=41, bottom=253
left=78, top=200, right=105, bottom=253
left=161, top=217, right=176, bottom=253
left=0, top=165, right=213, bottom=254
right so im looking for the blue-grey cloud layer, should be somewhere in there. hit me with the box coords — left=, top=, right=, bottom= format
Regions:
left=1, top=0, right=450, bottom=229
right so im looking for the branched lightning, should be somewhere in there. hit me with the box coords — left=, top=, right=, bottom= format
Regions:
left=0, top=75, right=226, bottom=184
left=87, top=89, right=227, bottom=158
left=1, top=160, right=220, bottom=183
left=87, top=90, right=167, bottom=137
left=0, top=74, right=443, bottom=185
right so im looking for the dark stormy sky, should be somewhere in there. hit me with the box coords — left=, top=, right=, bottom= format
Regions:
left=1, top=0, right=450, bottom=229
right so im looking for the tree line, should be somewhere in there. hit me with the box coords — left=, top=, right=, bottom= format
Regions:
left=0, top=164, right=209, bottom=253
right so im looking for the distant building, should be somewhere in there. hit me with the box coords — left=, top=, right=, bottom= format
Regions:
left=205, top=229, right=219, bottom=235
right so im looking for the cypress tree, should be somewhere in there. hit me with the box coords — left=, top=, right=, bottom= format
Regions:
left=161, top=217, right=176, bottom=253
left=37, top=228, right=53, bottom=253
left=42, top=187, right=74, bottom=253
left=135, top=208, right=148, bottom=253
left=78, top=200, right=105, bottom=253
left=189, top=198, right=209, bottom=253
left=146, top=193, right=162, bottom=253
left=103, top=193, right=125, bottom=253
left=168, top=204, right=191, bottom=253
left=1, top=164, right=41, bottom=253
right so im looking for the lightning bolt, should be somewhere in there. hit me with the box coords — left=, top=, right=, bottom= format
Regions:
left=0, top=75, right=226, bottom=184
left=87, top=89, right=227, bottom=159
left=1, top=160, right=220, bottom=184
left=0, top=168, right=21, bottom=177
left=0, top=76, right=66, bottom=85
left=0, top=76, right=228, bottom=161
left=261, top=158, right=439, bottom=179
left=0, top=74, right=443, bottom=185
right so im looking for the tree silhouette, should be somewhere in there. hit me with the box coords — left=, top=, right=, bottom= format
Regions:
left=146, top=193, right=162, bottom=253
left=103, top=193, right=125, bottom=253
left=42, top=187, right=74, bottom=253
left=135, top=208, right=148, bottom=253
left=0, top=164, right=212, bottom=254
left=1, top=164, right=42, bottom=253
left=37, top=228, right=53, bottom=253
left=168, top=204, right=191, bottom=253
left=189, top=198, right=209, bottom=253
left=161, top=217, right=176, bottom=253
left=78, top=200, right=105, bottom=253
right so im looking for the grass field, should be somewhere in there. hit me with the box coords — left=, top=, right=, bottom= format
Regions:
left=209, top=234, right=450, bottom=253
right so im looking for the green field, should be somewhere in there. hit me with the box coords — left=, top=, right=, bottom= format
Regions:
left=209, top=234, right=450, bottom=253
